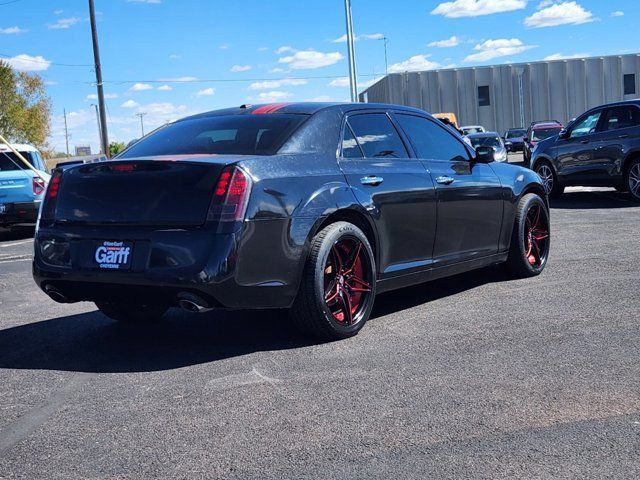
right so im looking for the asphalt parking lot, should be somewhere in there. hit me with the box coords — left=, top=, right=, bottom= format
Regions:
left=1, top=155, right=639, bottom=479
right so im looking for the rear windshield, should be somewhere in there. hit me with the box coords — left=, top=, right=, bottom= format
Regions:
left=506, top=129, right=525, bottom=138
left=0, top=151, right=36, bottom=171
left=119, top=114, right=309, bottom=158
left=532, top=128, right=561, bottom=141
left=470, top=137, right=502, bottom=149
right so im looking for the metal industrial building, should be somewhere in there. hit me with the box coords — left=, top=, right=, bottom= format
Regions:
left=360, top=53, right=640, bottom=134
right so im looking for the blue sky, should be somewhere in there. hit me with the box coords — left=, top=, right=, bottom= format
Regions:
left=0, top=0, right=638, bottom=153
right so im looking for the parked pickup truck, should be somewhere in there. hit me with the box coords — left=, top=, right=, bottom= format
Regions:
left=0, top=143, right=50, bottom=228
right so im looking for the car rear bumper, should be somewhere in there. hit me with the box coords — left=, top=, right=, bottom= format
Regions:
left=32, top=220, right=302, bottom=310
left=0, top=201, right=40, bottom=226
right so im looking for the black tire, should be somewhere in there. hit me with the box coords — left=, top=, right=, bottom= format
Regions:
left=505, top=193, right=551, bottom=278
left=96, top=301, right=168, bottom=323
left=534, top=161, right=564, bottom=198
left=624, top=158, right=640, bottom=202
left=291, top=222, right=376, bottom=340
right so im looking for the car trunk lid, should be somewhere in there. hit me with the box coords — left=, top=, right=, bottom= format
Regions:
left=54, top=159, right=230, bottom=226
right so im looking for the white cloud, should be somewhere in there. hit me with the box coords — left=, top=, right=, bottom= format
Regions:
left=431, top=0, right=527, bottom=17
left=464, top=38, right=536, bottom=62
left=611, top=11, right=624, bottom=17
left=328, top=77, right=376, bottom=88
left=219, top=43, right=230, bottom=50
left=195, top=87, right=215, bottom=97
left=249, top=78, right=308, bottom=90
left=544, top=52, right=589, bottom=60
left=388, top=54, right=441, bottom=73
left=3, top=54, right=51, bottom=72
left=332, top=32, right=384, bottom=43
left=0, top=26, right=28, bottom=34
left=279, top=50, right=344, bottom=70
left=169, top=54, right=181, bottom=59
left=230, top=64, right=252, bottom=72
left=121, top=100, right=140, bottom=108
left=157, top=84, right=172, bottom=91
left=257, top=47, right=269, bottom=52
left=53, top=9, right=63, bottom=14
left=310, top=95, right=333, bottom=102
left=128, top=83, right=154, bottom=92
left=159, top=76, right=198, bottom=82
left=276, top=46, right=295, bottom=54
left=428, top=36, right=460, bottom=48
left=254, top=91, right=293, bottom=102
left=524, top=1, right=594, bottom=28
left=86, top=93, right=118, bottom=100
left=269, top=67, right=285, bottom=74
left=47, top=17, right=82, bottom=29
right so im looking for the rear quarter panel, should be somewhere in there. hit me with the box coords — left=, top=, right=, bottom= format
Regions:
left=233, top=153, right=361, bottom=301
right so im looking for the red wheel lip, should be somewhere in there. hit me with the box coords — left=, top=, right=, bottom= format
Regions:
left=323, top=237, right=373, bottom=326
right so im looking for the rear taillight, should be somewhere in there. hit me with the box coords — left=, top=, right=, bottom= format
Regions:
left=208, top=166, right=251, bottom=222
left=40, top=170, right=62, bottom=224
left=33, top=177, right=47, bottom=196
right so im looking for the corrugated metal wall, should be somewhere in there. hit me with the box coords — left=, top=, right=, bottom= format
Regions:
left=360, top=54, right=640, bottom=134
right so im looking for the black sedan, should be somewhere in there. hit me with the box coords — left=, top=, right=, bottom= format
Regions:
left=34, top=103, right=550, bottom=340
left=531, top=100, right=640, bottom=201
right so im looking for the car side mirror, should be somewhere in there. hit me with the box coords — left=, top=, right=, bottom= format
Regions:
left=475, top=146, right=495, bottom=163
left=559, top=128, right=569, bottom=139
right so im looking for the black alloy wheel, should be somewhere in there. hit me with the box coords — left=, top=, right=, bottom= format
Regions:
left=505, top=193, right=550, bottom=278
left=292, top=222, right=376, bottom=340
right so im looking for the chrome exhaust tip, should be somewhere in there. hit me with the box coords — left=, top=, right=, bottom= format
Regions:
left=178, top=295, right=213, bottom=313
left=45, top=286, right=69, bottom=304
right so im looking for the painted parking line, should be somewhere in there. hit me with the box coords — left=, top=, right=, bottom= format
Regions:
left=0, top=239, right=33, bottom=248
left=0, top=255, right=32, bottom=264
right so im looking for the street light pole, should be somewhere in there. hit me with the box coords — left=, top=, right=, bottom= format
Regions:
left=136, top=112, right=147, bottom=137
left=344, top=0, right=359, bottom=102
left=88, top=0, right=110, bottom=157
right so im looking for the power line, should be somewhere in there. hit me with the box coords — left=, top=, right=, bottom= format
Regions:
left=0, top=0, right=22, bottom=6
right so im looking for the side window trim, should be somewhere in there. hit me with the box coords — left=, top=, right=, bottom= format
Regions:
left=344, top=111, right=412, bottom=160
left=393, top=112, right=472, bottom=162
left=340, top=122, right=365, bottom=158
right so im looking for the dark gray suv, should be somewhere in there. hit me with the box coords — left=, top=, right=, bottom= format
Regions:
left=530, top=100, right=640, bottom=201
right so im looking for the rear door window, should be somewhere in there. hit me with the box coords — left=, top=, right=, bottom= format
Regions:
left=395, top=114, right=469, bottom=162
left=346, top=113, right=409, bottom=159
left=600, top=106, right=640, bottom=132
left=341, top=125, right=364, bottom=158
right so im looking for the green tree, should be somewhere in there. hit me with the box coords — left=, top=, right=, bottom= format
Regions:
left=109, top=141, right=126, bottom=157
left=0, top=60, right=51, bottom=150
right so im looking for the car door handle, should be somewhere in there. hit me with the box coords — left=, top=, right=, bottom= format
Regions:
left=618, top=134, right=629, bottom=139
left=580, top=139, right=590, bottom=144
left=435, top=176, right=455, bottom=185
left=360, top=175, right=384, bottom=186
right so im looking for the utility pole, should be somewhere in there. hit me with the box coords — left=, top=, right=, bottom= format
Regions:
left=136, top=112, right=147, bottom=137
left=382, top=36, right=389, bottom=76
left=343, top=0, right=358, bottom=102
left=90, top=103, right=103, bottom=153
left=89, top=0, right=109, bottom=157
left=63, top=109, right=70, bottom=157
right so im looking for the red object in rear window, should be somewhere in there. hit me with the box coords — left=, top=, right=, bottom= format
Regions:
left=33, top=177, right=47, bottom=196
left=208, top=166, right=251, bottom=222
left=109, top=163, right=137, bottom=172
